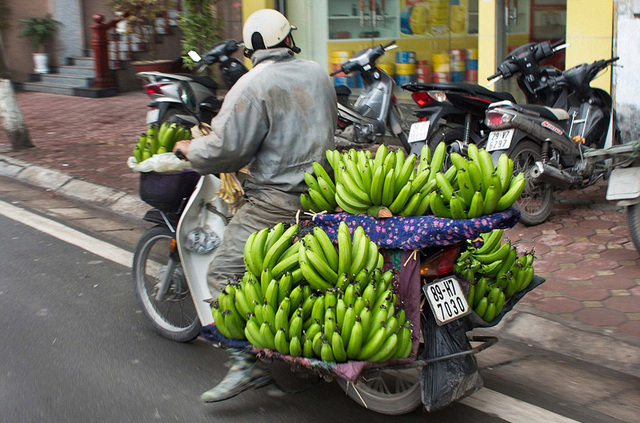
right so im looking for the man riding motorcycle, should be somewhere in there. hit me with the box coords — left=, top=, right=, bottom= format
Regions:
left=172, top=9, right=338, bottom=403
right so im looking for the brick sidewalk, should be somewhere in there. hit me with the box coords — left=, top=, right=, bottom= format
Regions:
left=1, top=91, right=639, bottom=343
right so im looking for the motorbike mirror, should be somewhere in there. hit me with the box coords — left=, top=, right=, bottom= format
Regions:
left=178, top=81, right=200, bottom=116
left=188, top=50, right=202, bottom=63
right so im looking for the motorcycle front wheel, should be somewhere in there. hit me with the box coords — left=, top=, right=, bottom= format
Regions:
left=336, top=367, right=422, bottom=415
left=510, top=140, right=555, bottom=225
left=132, top=226, right=201, bottom=342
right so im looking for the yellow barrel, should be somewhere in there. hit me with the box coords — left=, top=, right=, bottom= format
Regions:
left=378, top=63, right=395, bottom=75
left=395, top=63, right=416, bottom=75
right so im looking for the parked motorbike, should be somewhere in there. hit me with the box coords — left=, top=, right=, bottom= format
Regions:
left=482, top=56, right=636, bottom=227
left=330, top=41, right=411, bottom=153
left=402, top=39, right=568, bottom=159
left=137, top=39, right=248, bottom=127
left=130, top=81, right=533, bottom=415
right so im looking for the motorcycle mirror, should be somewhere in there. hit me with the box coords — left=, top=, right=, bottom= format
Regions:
left=188, top=50, right=202, bottom=63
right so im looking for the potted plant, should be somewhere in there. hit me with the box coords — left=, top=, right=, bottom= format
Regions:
left=19, top=14, right=60, bottom=74
left=178, top=0, right=224, bottom=72
left=110, top=0, right=175, bottom=72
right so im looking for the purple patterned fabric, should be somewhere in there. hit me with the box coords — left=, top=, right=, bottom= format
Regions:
left=298, top=208, right=519, bottom=250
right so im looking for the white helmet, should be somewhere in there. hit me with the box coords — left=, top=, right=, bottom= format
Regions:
left=242, top=9, right=298, bottom=54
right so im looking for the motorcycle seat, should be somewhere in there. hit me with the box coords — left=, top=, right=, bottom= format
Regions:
left=176, top=73, right=218, bottom=91
left=521, top=104, right=570, bottom=121
left=402, top=82, right=516, bottom=103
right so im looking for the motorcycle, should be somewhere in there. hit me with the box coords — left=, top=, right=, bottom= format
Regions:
left=402, top=39, right=569, bottom=159
left=130, top=80, right=539, bottom=415
left=136, top=39, right=248, bottom=127
left=482, top=56, right=636, bottom=228
left=330, top=41, right=411, bottom=153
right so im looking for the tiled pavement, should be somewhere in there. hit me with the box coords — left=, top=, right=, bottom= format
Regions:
left=1, top=91, right=639, bottom=358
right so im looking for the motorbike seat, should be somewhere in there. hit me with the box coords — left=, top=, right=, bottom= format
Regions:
left=521, top=104, right=570, bottom=121
left=176, top=73, right=218, bottom=91
left=402, top=82, right=516, bottom=103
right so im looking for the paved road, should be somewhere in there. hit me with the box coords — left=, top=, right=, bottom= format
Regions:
left=1, top=176, right=637, bottom=423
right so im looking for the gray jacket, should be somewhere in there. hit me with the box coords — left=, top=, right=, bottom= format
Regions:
left=188, top=48, right=337, bottom=209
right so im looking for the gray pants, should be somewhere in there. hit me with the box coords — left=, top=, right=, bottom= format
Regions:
left=206, top=196, right=298, bottom=300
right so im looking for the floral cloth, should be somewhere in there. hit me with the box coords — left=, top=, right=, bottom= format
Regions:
left=298, top=208, right=520, bottom=250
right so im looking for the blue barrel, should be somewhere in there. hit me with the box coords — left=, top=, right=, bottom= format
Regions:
left=396, top=51, right=416, bottom=64
left=395, top=74, right=416, bottom=85
left=451, top=72, right=465, bottom=82
left=466, top=59, right=478, bottom=71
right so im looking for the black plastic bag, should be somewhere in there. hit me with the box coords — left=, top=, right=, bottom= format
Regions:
left=420, top=308, right=483, bottom=412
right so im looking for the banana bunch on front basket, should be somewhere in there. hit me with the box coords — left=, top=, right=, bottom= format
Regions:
left=132, top=122, right=191, bottom=163
left=210, top=222, right=413, bottom=363
left=301, top=142, right=525, bottom=219
left=454, top=229, right=535, bottom=322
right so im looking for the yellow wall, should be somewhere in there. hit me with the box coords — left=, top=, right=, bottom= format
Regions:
left=566, top=0, right=614, bottom=92
left=477, top=0, right=497, bottom=87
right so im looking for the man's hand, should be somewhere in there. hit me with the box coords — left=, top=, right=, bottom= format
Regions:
left=173, top=140, right=191, bottom=161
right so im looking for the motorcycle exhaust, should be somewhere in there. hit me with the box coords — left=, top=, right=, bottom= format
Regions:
left=530, top=161, right=582, bottom=190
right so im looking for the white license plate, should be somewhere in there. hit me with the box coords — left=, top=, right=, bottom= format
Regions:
left=486, top=129, right=515, bottom=151
left=423, top=277, right=471, bottom=325
left=407, top=121, right=430, bottom=143
left=146, top=109, right=160, bottom=125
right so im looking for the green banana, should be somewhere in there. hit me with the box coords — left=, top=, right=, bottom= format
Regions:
left=368, top=333, right=398, bottom=363
left=312, top=161, right=336, bottom=192
left=260, top=322, right=277, bottom=350
left=331, top=331, right=348, bottom=362
left=388, top=183, right=414, bottom=215
left=380, top=168, right=396, bottom=207
left=474, top=296, right=488, bottom=318
left=394, top=153, right=417, bottom=195
left=300, top=193, right=320, bottom=212
left=313, top=227, right=339, bottom=272
left=475, top=241, right=511, bottom=264
left=467, top=190, right=485, bottom=218
left=496, top=172, right=526, bottom=212
left=275, top=328, right=290, bottom=354
left=369, top=165, right=385, bottom=206
left=430, top=193, right=452, bottom=218
left=346, top=319, right=363, bottom=359
left=428, top=142, right=446, bottom=182
left=357, top=327, right=387, bottom=360
left=337, top=222, right=352, bottom=276
left=289, top=336, right=302, bottom=357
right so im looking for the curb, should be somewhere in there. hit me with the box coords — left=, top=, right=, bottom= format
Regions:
left=0, top=154, right=148, bottom=220
left=472, top=309, right=640, bottom=378
left=2, top=153, right=640, bottom=378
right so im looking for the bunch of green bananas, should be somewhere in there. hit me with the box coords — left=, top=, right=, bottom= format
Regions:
left=299, top=222, right=384, bottom=292
left=132, top=122, right=191, bottom=163
left=454, top=229, right=535, bottom=322
left=212, top=222, right=413, bottom=362
left=429, top=144, right=525, bottom=219
left=301, top=143, right=443, bottom=217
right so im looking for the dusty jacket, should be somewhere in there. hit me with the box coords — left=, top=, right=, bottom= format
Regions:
left=188, top=48, right=337, bottom=209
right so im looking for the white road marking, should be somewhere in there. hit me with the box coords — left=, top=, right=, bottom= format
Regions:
left=460, top=388, right=581, bottom=423
left=0, top=201, right=583, bottom=423
left=0, top=200, right=132, bottom=268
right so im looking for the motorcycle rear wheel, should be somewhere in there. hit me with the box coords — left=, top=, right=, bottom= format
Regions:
left=132, top=226, right=201, bottom=342
left=336, top=367, right=422, bottom=415
left=510, top=140, right=554, bottom=226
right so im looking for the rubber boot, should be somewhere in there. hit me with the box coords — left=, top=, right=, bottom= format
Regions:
left=201, top=349, right=272, bottom=403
